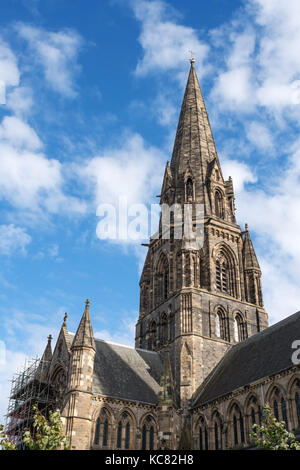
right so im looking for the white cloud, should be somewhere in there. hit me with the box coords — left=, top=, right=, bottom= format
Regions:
left=0, top=225, right=31, bottom=256
left=94, top=314, right=136, bottom=347
left=131, top=0, right=209, bottom=81
left=6, top=86, right=34, bottom=116
left=211, top=0, right=300, bottom=113
left=0, top=115, right=86, bottom=214
left=0, top=348, right=27, bottom=424
left=223, top=146, right=300, bottom=323
left=0, top=116, right=42, bottom=150
left=17, top=23, right=82, bottom=97
left=222, top=157, right=257, bottom=194
left=0, top=39, right=20, bottom=88
left=82, top=133, right=166, bottom=208
left=246, top=121, right=274, bottom=151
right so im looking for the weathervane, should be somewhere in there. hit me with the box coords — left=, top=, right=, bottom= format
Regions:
left=189, top=50, right=195, bottom=64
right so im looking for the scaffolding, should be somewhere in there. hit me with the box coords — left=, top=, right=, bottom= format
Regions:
left=5, top=356, right=54, bottom=449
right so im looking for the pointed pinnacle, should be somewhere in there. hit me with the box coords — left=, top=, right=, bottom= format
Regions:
left=47, top=334, right=52, bottom=344
left=63, top=312, right=68, bottom=327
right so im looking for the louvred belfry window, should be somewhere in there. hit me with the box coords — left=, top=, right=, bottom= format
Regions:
left=215, top=190, right=224, bottom=219
left=215, top=246, right=238, bottom=298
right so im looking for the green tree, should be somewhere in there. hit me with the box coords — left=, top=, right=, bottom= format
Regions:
left=0, top=424, right=16, bottom=450
left=1, top=405, right=73, bottom=450
left=23, top=404, right=72, bottom=450
left=250, top=404, right=300, bottom=450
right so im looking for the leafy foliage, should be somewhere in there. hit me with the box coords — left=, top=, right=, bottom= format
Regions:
left=0, top=424, right=16, bottom=450
left=250, top=404, right=300, bottom=450
left=22, top=404, right=71, bottom=450
left=1, top=405, right=73, bottom=450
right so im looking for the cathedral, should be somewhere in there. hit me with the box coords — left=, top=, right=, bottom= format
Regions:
left=7, top=59, right=300, bottom=450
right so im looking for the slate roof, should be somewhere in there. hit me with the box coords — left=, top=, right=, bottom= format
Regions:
left=192, top=311, right=300, bottom=408
left=69, top=334, right=162, bottom=405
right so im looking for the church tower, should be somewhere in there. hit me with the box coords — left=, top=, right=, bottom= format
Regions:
left=135, top=58, right=268, bottom=408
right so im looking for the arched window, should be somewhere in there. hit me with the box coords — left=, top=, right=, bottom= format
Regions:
left=117, top=421, right=122, bottom=449
left=117, top=412, right=133, bottom=450
left=234, top=314, right=245, bottom=342
left=293, top=379, right=300, bottom=428
left=212, top=413, right=222, bottom=450
left=103, top=418, right=108, bottom=447
left=215, top=245, right=238, bottom=298
left=274, top=398, right=279, bottom=421
left=233, top=415, right=238, bottom=446
left=94, top=418, right=100, bottom=446
left=155, top=254, right=169, bottom=305
left=149, top=426, right=154, bottom=450
left=281, top=397, right=288, bottom=428
left=247, top=396, right=261, bottom=440
left=94, top=408, right=111, bottom=448
left=214, top=422, right=220, bottom=450
left=231, top=405, right=245, bottom=447
left=141, top=416, right=156, bottom=450
left=216, top=259, right=228, bottom=293
left=215, top=190, right=224, bottom=219
left=269, top=387, right=289, bottom=429
left=148, top=321, right=157, bottom=351
left=215, top=309, right=229, bottom=341
left=196, top=417, right=209, bottom=450
left=160, top=313, right=168, bottom=346
left=296, top=391, right=300, bottom=428
left=251, top=408, right=256, bottom=426
left=142, top=425, right=147, bottom=450
left=125, top=422, right=130, bottom=450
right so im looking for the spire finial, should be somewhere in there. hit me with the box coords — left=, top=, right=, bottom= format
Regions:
left=245, top=223, right=249, bottom=231
left=47, top=334, right=52, bottom=344
left=85, top=299, right=90, bottom=310
left=189, top=50, right=195, bottom=64
left=63, top=312, right=68, bottom=327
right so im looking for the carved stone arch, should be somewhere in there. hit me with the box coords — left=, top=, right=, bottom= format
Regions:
left=265, top=382, right=287, bottom=404
left=50, top=365, right=67, bottom=411
left=153, top=251, right=169, bottom=306
left=244, top=392, right=262, bottom=443
left=287, top=375, right=300, bottom=430
left=287, top=374, right=300, bottom=399
left=266, top=383, right=289, bottom=429
left=116, top=408, right=137, bottom=450
left=92, top=402, right=115, bottom=423
left=232, top=310, right=247, bottom=342
left=214, top=304, right=229, bottom=341
left=176, top=249, right=183, bottom=290
left=212, top=242, right=240, bottom=299
left=92, top=405, right=114, bottom=449
left=140, top=413, right=158, bottom=450
left=194, top=413, right=209, bottom=450
left=227, top=400, right=245, bottom=448
left=243, top=391, right=261, bottom=414
left=214, top=187, right=225, bottom=219
left=211, top=409, right=223, bottom=450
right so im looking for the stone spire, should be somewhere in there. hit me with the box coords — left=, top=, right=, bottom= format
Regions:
left=41, top=334, right=53, bottom=362
left=243, top=224, right=261, bottom=271
left=71, top=299, right=96, bottom=351
left=36, top=335, right=52, bottom=382
left=170, top=59, right=220, bottom=200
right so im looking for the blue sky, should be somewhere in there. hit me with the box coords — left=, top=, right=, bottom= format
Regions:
left=0, top=0, right=300, bottom=421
